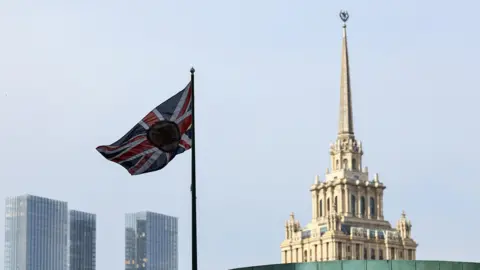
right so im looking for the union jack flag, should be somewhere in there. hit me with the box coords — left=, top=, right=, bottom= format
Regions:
left=96, top=82, right=193, bottom=175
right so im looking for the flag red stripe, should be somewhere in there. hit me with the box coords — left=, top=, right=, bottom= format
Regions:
left=142, top=111, right=159, bottom=127
left=179, top=140, right=191, bottom=149
left=128, top=152, right=153, bottom=175
left=111, top=140, right=154, bottom=163
left=178, top=87, right=192, bottom=118
left=177, top=115, right=192, bottom=134
left=97, top=135, right=145, bottom=152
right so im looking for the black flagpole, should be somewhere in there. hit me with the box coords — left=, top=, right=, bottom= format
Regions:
left=190, top=67, right=198, bottom=270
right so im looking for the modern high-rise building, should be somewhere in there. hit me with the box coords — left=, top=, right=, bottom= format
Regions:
left=125, top=211, right=178, bottom=270
left=280, top=12, right=418, bottom=263
left=4, top=194, right=68, bottom=270
left=69, top=210, right=96, bottom=270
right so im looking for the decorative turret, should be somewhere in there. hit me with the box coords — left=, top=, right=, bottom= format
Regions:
left=284, top=212, right=301, bottom=240
left=396, top=210, right=412, bottom=239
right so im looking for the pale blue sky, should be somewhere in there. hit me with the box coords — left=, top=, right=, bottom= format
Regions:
left=1, top=0, right=479, bottom=269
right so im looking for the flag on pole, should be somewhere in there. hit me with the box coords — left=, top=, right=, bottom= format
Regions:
left=96, top=82, right=193, bottom=175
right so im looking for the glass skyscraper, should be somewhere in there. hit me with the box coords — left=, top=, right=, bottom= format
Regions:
left=4, top=194, right=68, bottom=270
left=69, top=210, right=96, bottom=270
left=125, top=211, right=178, bottom=270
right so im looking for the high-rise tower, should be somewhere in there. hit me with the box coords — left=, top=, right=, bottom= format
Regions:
left=280, top=11, right=418, bottom=263
left=69, top=210, right=96, bottom=270
left=125, top=211, right=178, bottom=270
left=4, top=195, right=69, bottom=270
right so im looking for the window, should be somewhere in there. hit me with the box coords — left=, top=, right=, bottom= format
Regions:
left=334, top=196, right=338, bottom=211
left=371, top=248, right=375, bottom=260
left=379, top=249, right=384, bottom=260
left=370, top=197, right=375, bottom=217
left=363, top=248, right=367, bottom=260
left=343, top=159, right=348, bottom=169
left=336, top=160, right=339, bottom=170
left=319, top=200, right=323, bottom=217
left=337, top=242, right=342, bottom=260
left=360, top=197, right=366, bottom=217
left=351, top=195, right=356, bottom=216
left=327, top=198, right=330, bottom=212
left=352, top=158, right=357, bottom=170
left=408, top=249, right=413, bottom=260
left=320, top=243, right=323, bottom=261
left=356, top=244, right=360, bottom=260
left=326, top=243, right=329, bottom=259
left=400, top=251, right=403, bottom=259
left=390, top=248, right=395, bottom=259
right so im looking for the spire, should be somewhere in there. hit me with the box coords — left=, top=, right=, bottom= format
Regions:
left=338, top=10, right=354, bottom=138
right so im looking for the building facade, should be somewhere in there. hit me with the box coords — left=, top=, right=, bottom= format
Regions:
left=125, top=211, right=178, bottom=270
left=4, top=194, right=69, bottom=270
left=69, top=210, right=96, bottom=270
left=280, top=12, right=418, bottom=263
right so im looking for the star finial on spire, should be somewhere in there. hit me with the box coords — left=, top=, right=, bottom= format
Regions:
left=339, top=10, right=350, bottom=26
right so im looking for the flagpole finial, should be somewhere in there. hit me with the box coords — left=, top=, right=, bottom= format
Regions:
left=339, top=10, right=350, bottom=26
left=190, top=67, right=195, bottom=74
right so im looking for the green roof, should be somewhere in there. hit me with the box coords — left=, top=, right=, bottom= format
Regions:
left=230, top=260, right=480, bottom=270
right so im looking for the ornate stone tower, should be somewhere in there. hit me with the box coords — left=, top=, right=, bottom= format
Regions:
left=280, top=11, right=418, bottom=263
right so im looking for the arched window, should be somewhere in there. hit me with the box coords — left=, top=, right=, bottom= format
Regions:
left=360, top=196, right=366, bottom=217
left=319, top=200, right=323, bottom=217
left=370, top=197, right=376, bottom=217
left=304, top=250, right=308, bottom=262
left=352, top=158, right=357, bottom=170
left=334, top=196, right=338, bottom=212
left=342, top=159, right=348, bottom=169
left=327, top=198, right=330, bottom=213
left=351, top=195, right=356, bottom=216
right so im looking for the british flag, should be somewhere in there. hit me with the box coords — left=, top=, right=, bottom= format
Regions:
left=96, top=82, right=193, bottom=175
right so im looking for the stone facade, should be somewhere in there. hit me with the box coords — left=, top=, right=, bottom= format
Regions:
left=279, top=14, right=418, bottom=263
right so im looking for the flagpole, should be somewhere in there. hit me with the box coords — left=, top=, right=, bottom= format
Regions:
left=190, top=67, right=198, bottom=270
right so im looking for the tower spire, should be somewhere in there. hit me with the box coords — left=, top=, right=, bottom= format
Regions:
left=338, top=10, right=354, bottom=138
